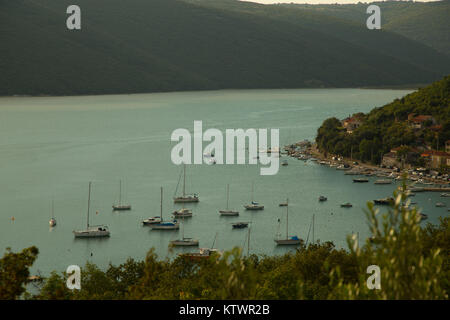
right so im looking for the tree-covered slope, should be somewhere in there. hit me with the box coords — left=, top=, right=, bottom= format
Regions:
left=0, top=0, right=448, bottom=96
left=316, top=75, right=450, bottom=164
left=280, top=0, right=450, bottom=56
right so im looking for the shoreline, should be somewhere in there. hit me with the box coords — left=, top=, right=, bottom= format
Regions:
left=0, top=86, right=418, bottom=100
left=284, top=141, right=450, bottom=188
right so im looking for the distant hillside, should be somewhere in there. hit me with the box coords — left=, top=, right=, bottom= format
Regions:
left=0, top=0, right=449, bottom=96
left=316, top=75, right=450, bottom=164
left=280, top=0, right=450, bottom=56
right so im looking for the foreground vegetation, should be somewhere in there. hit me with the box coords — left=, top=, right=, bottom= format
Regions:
left=1, top=185, right=448, bottom=299
left=316, top=75, right=450, bottom=165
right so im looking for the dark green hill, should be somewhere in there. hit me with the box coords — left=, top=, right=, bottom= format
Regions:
left=280, top=0, right=450, bottom=56
left=0, top=0, right=449, bottom=96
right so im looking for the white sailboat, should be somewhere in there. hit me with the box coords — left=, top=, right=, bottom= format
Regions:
left=173, top=164, right=199, bottom=203
left=112, top=180, right=131, bottom=211
left=219, top=184, right=239, bottom=216
left=151, top=187, right=180, bottom=230
left=169, top=215, right=199, bottom=247
left=49, top=199, right=56, bottom=227
left=275, top=198, right=301, bottom=245
left=244, top=182, right=264, bottom=210
left=73, top=182, right=110, bottom=238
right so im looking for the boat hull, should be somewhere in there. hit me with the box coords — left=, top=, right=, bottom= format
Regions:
left=112, top=205, right=131, bottom=211
left=173, top=197, right=199, bottom=203
left=244, top=205, right=264, bottom=210
left=274, top=239, right=301, bottom=245
left=73, top=230, right=110, bottom=238
left=150, top=223, right=180, bottom=230
left=170, top=240, right=199, bottom=246
left=219, top=210, right=239, bottom=216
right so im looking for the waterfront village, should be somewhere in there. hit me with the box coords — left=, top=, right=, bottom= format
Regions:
left=283, top=113, right=450, bottom=187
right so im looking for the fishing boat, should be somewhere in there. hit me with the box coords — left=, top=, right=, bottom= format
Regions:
left=374, top=179, right=392, bottom=185
left=49, top=199, right=56, bottom=227
left=275, top=199, right=301, bottom=245
left=341, top=202, right=352, bottom=208
left=244, top=183, right=264, bottom=210
left=151, top=187, right=180, bottom=230
left=173, top=164, right=199, bottom=203
left=353, top=178, right=369, bottom=183
left=373, top=197, right=394, bottom=205
left=73, top=182, right=110, bottom=238
left=169, top=215, right=198, bottom=247
left=232, top=222, right=249, bottom=229
left=219, top=184, right=239, bottom=216
left=172, top=207, right=193, bottom=218
left=112, top=180, right=131, bottom=211
left=318, top=195, right=327, bottom=202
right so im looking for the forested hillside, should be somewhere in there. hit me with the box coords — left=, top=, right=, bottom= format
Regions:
left=316, top=75, right=450, bottom=164
left=0, top=0, right=448, bottom=96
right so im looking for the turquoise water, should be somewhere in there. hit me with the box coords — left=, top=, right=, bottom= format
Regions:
left=0, top=88, right=447, bottom=275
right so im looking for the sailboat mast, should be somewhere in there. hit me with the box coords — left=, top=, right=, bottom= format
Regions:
left=251, top=182, right=254, bottom=202
left=226, top=184, right=230, bottom=210
left=119, top=180, right=122, bottom=206
left=87, top=182, right=91, bottom=228
left=312, top=214, right=315, bottom=243
left=183, top=164, right=186, bottom=197
left=51, top=198, right=54, bottom=219
left=160, top=187, right=163, bottom=221
left=247, top=227, right=251, bottom=256
left=286, top=198, right=289, bottom=239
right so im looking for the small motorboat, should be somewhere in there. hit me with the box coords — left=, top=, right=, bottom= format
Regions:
left=341, top=202, right=352, bottom=208
left=232, top=222, right=249, bottom=229
left=353, top=178, right=369, bottom=183
left=142, top=216, right=162, bottom=225
left=436, top=202, right=446, bottom=207
left=420, top=213, right=428, bottom=221
left=319, top=195, right=327, bottom=202
left=373, top=197, right=394, bottom=205
left=49, top=218, right=56, bottom=227
left=173, top=208, right=193, bottom=218
left=279, top=202, right=288, bottom=207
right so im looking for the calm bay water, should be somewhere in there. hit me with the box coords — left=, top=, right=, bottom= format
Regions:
left=0, top=88, right=447, bottom=275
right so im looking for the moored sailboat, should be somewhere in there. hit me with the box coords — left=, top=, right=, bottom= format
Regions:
left=219, top=184, right=239, bottom=216
left=73, top=182, right=110, bottom=238
left=274, top=199, right=301, bottom=245
left=244, top=182, right=264, bottom=210
left=173, top=164, right=199, bottom=203
left=112, top=180, right=131, bottom=211
left=151, top=187, right=180, bottom=230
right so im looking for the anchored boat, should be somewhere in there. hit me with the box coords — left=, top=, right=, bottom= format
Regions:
left=275, top=199, right=301, bottom=245
left=244, top=182, right=264, bottom=210
left=112, top=180, right=131, bottom=211
left=173, top=164, right=199, bottom=203
left=151, top=187, right=180, bottom=230
left=219, top=184, right=239, bottom=216
left=73, top=182, right=110, bottom=238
